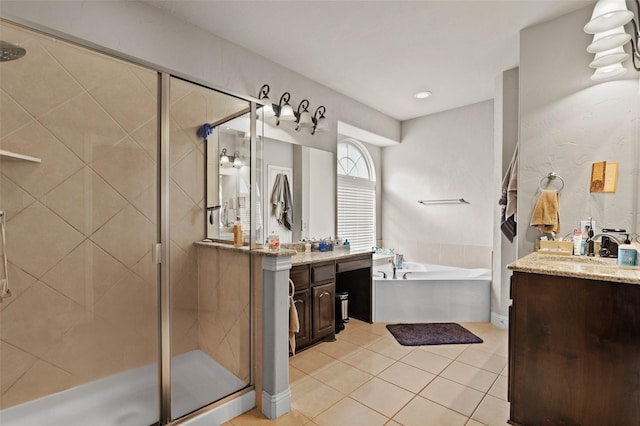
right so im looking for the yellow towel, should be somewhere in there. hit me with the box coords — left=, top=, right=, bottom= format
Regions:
left=289, top=279, right=300, bottom=355
left=530, top=189, right=560, bottom=234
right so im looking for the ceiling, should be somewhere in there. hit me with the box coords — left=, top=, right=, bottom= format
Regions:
left=145, top=0, right=594, bottom=121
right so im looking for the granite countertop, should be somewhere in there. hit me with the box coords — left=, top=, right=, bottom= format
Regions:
left=508, top=252, right=640, bottom=285
left=194, top=240, right=296, bottom=257
left=291, top=248, right=373, bottom=266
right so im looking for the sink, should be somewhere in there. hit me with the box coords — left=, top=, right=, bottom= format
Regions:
left=538, top=253, right=616, bottom=266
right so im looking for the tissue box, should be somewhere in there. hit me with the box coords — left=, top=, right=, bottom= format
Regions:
left=537, top=240, right=573, bottom=256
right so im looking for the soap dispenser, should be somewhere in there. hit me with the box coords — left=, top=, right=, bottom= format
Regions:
left=233, top=217, right=243, bottom=247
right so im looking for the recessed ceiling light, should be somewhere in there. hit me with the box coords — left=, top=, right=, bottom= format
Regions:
left=414, top=91, right=432, bottom=99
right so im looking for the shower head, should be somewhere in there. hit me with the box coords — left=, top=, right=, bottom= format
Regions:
left=0, top=41, right=26, bottom=62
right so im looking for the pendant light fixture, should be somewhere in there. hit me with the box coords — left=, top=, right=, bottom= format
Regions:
left=584, top=0, right=640, bottom=81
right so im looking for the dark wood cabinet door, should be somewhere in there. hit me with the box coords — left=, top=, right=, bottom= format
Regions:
left=312, top=282, right=335, bottom=340
left=293, top=289, right=311, bottom=349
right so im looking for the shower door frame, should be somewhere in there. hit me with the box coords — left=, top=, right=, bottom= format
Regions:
left=0, top=17, right=260, bottom=426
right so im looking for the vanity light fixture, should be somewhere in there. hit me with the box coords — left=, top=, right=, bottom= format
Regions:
left=233, top=151, right=242, bottom=168
left=584, top=0, right=640, bottom=81
left=311, top=106, right=328, bottom=135
left=258, top=84, right=273, bottom=114
left=295, top=99, right=313, bottom=130
left=275, top=92, right=296, bottom=125
left=220, top=148, right=231, bottom=167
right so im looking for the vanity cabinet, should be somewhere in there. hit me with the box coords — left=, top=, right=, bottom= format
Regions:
left=508, top=271, right=640, bottom=425
left=290, top=262, right=335, bottom=352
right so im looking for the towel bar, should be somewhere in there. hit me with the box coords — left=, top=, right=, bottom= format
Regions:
left=418, top=198, right=470, bottom=205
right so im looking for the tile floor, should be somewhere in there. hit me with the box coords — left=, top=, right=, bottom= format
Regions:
left=225, top=320, right=509, bottom=426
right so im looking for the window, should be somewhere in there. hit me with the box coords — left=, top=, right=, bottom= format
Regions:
left=337, top=139, right=376, bottom=252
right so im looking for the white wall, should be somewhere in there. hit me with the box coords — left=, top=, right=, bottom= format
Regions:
left=519, top=5, right=640, bottom=256
left=382, top=100, right=494, bottom=268
left=1, top=0, right=400, bottom=154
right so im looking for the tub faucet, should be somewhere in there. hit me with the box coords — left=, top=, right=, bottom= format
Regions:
left=389, top=259, right=397, bottom=279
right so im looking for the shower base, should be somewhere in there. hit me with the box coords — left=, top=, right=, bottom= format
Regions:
left=0, top=350, right=250, bottom=426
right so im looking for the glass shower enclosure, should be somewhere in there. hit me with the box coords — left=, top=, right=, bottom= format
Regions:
left=0, top=20, right=256, bottom=426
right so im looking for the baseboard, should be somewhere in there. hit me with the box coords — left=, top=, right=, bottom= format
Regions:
left=261, top=388, right=291, bottom=419
left=491, top=312, right=509, bottom=329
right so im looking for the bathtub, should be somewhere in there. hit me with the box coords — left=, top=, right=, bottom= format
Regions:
left=372, top=262, right=491, bottom=323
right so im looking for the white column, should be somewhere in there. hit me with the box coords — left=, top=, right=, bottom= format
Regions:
left=261, top=255, right=292, bottom=419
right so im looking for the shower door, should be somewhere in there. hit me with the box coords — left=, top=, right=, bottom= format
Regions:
left=0, top=21, right=160, bottom=425
left=167, top=76, right=253, bottom=421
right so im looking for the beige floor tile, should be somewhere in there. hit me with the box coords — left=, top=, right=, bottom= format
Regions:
left=366, top=337, right=415, bottom=360
left=230, top=407, right=311, bottom=425
left=488, top=375, right=508, bottom=401
left=313, top=397, right=388, bottom=426
left=350, top=377, right=414, bottom=418
left=314, top=338, right=362, bottom=360
left=465, top=419, right=487, bottom=426
left=439, top=361, right=498, bottom=393
left=346, top=318, right=368, bottom=329
left=342, top=348, right=396, bottom=375
left=289, top=349, right=339, bottom=375
left=400, top=348, right=453, bottom=375
left=377, top=361, right=436, bottom=394
left=393, top=396, right=468, bottom=426
left=369, top=322, right=392, bottom=336
left=500, top=364, right=508, bottom=377
left=312, top=361, right=373, bottom=394
left=456, top=347, right=507, bottom=374
left=471, top=395, right=510, bottom=426
left=291, top=376, right=345, bottom=419
left=419, top=377, right=484, bottom=417
left=420, top=343, right=469, bottom=360
left=341, top=327, right=384, bottom=348
left=289, top=365, right=308, bottom=386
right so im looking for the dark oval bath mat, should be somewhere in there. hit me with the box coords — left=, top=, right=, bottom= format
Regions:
left=386, top=323, right=483, bottom=346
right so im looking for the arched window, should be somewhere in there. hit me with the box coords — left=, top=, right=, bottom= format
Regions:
left=337, top=139, right=376, bottom=252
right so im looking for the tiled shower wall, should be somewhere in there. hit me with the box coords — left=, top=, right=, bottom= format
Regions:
left=0, top=23, right=206, bottom=408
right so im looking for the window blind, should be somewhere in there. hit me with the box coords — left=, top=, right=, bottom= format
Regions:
left=337, top=175, right=376, bottom=252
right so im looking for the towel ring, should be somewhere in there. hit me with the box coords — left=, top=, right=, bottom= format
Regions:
left=539, top=172, right=564, bottom=192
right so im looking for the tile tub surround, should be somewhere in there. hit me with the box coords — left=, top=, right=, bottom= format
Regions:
left=508, top=251, right=640, bottom=285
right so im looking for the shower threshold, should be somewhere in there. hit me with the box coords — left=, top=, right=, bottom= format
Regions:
left=0, top=350, right=247, bottom=426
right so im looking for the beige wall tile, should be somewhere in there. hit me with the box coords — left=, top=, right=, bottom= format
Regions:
left=1, top=122, right=84, bottom=199
left=39, top=92, right=127, bottom=164
left=91, top=204, right=155, bottom=268
left=0, top=39, right=83, bottom=119
left=463, top=245, right=492, bottom=269
left=42, top=167, right=128, bottom=236
left=0, top=281, right=88, bottom=357
left=89, top=68, right=156, bottom=133
left=0, top=90, right=32, bottom=138
left=171, top=147, right=205, bottom=204
left=91, top=137, right=156, bottom=202
left=41, top=239, right=129, bottom=308
left=131, top=117, right=158, bottom=162
left=6, top=202, right=85, bottom=278
left=0, top=263, right=36, bottom=312
left=0, top=360, right=79, bottom=409
left=0, top=341, right=37, bottom=395
left=0, top=175, right=35, bottom=220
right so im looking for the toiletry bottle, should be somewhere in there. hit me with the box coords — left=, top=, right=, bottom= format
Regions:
left=233, top=217, right=243, bottom=247
left=572, top=230, right=582, bottom=256
left=618, top=235, right=638, bottom=267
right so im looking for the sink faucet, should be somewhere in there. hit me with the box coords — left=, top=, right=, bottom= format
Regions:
left=389, top=258, right=397, bottom=279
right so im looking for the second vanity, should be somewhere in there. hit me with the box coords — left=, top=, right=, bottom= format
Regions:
left=507, top=253, right=640, bottom=426
left=289, top=249, right=373, bottom=352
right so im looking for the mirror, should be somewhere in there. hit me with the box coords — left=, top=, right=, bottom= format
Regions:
left=263, top=139, right=335, bottom=244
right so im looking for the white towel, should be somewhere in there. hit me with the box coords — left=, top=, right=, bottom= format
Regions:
left=289, top=279, right=300, bottom=355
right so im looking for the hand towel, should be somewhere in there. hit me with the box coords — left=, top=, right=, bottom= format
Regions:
left=499, top=145, right=518, bottom=242
left=530, top=189, right=560, bottom=234
left=289, top=279, right=300, bottom=355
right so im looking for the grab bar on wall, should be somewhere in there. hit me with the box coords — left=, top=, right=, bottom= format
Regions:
left=0, top=211, right=11, bottom=302
left=418, top=198, right=470, bottom=205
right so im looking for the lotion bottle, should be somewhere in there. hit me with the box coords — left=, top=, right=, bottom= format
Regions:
left=233, top=217, right=243, bottom=247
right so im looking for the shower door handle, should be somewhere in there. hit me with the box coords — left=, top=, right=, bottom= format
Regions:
left=151, top=243, right=163, bottom=264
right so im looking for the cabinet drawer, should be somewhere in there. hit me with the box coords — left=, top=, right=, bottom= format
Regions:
left=311, top=262, right=334, bottom=284
left=336, top=257, right=371, bottom=273
left=290, top=265, right=310, bottom=291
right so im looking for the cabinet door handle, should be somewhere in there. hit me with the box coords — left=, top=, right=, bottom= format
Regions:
left=319, top=291, right=330, bottom=298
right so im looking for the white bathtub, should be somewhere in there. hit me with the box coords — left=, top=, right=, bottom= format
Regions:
left=372, top=263, right=491, bottom=323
